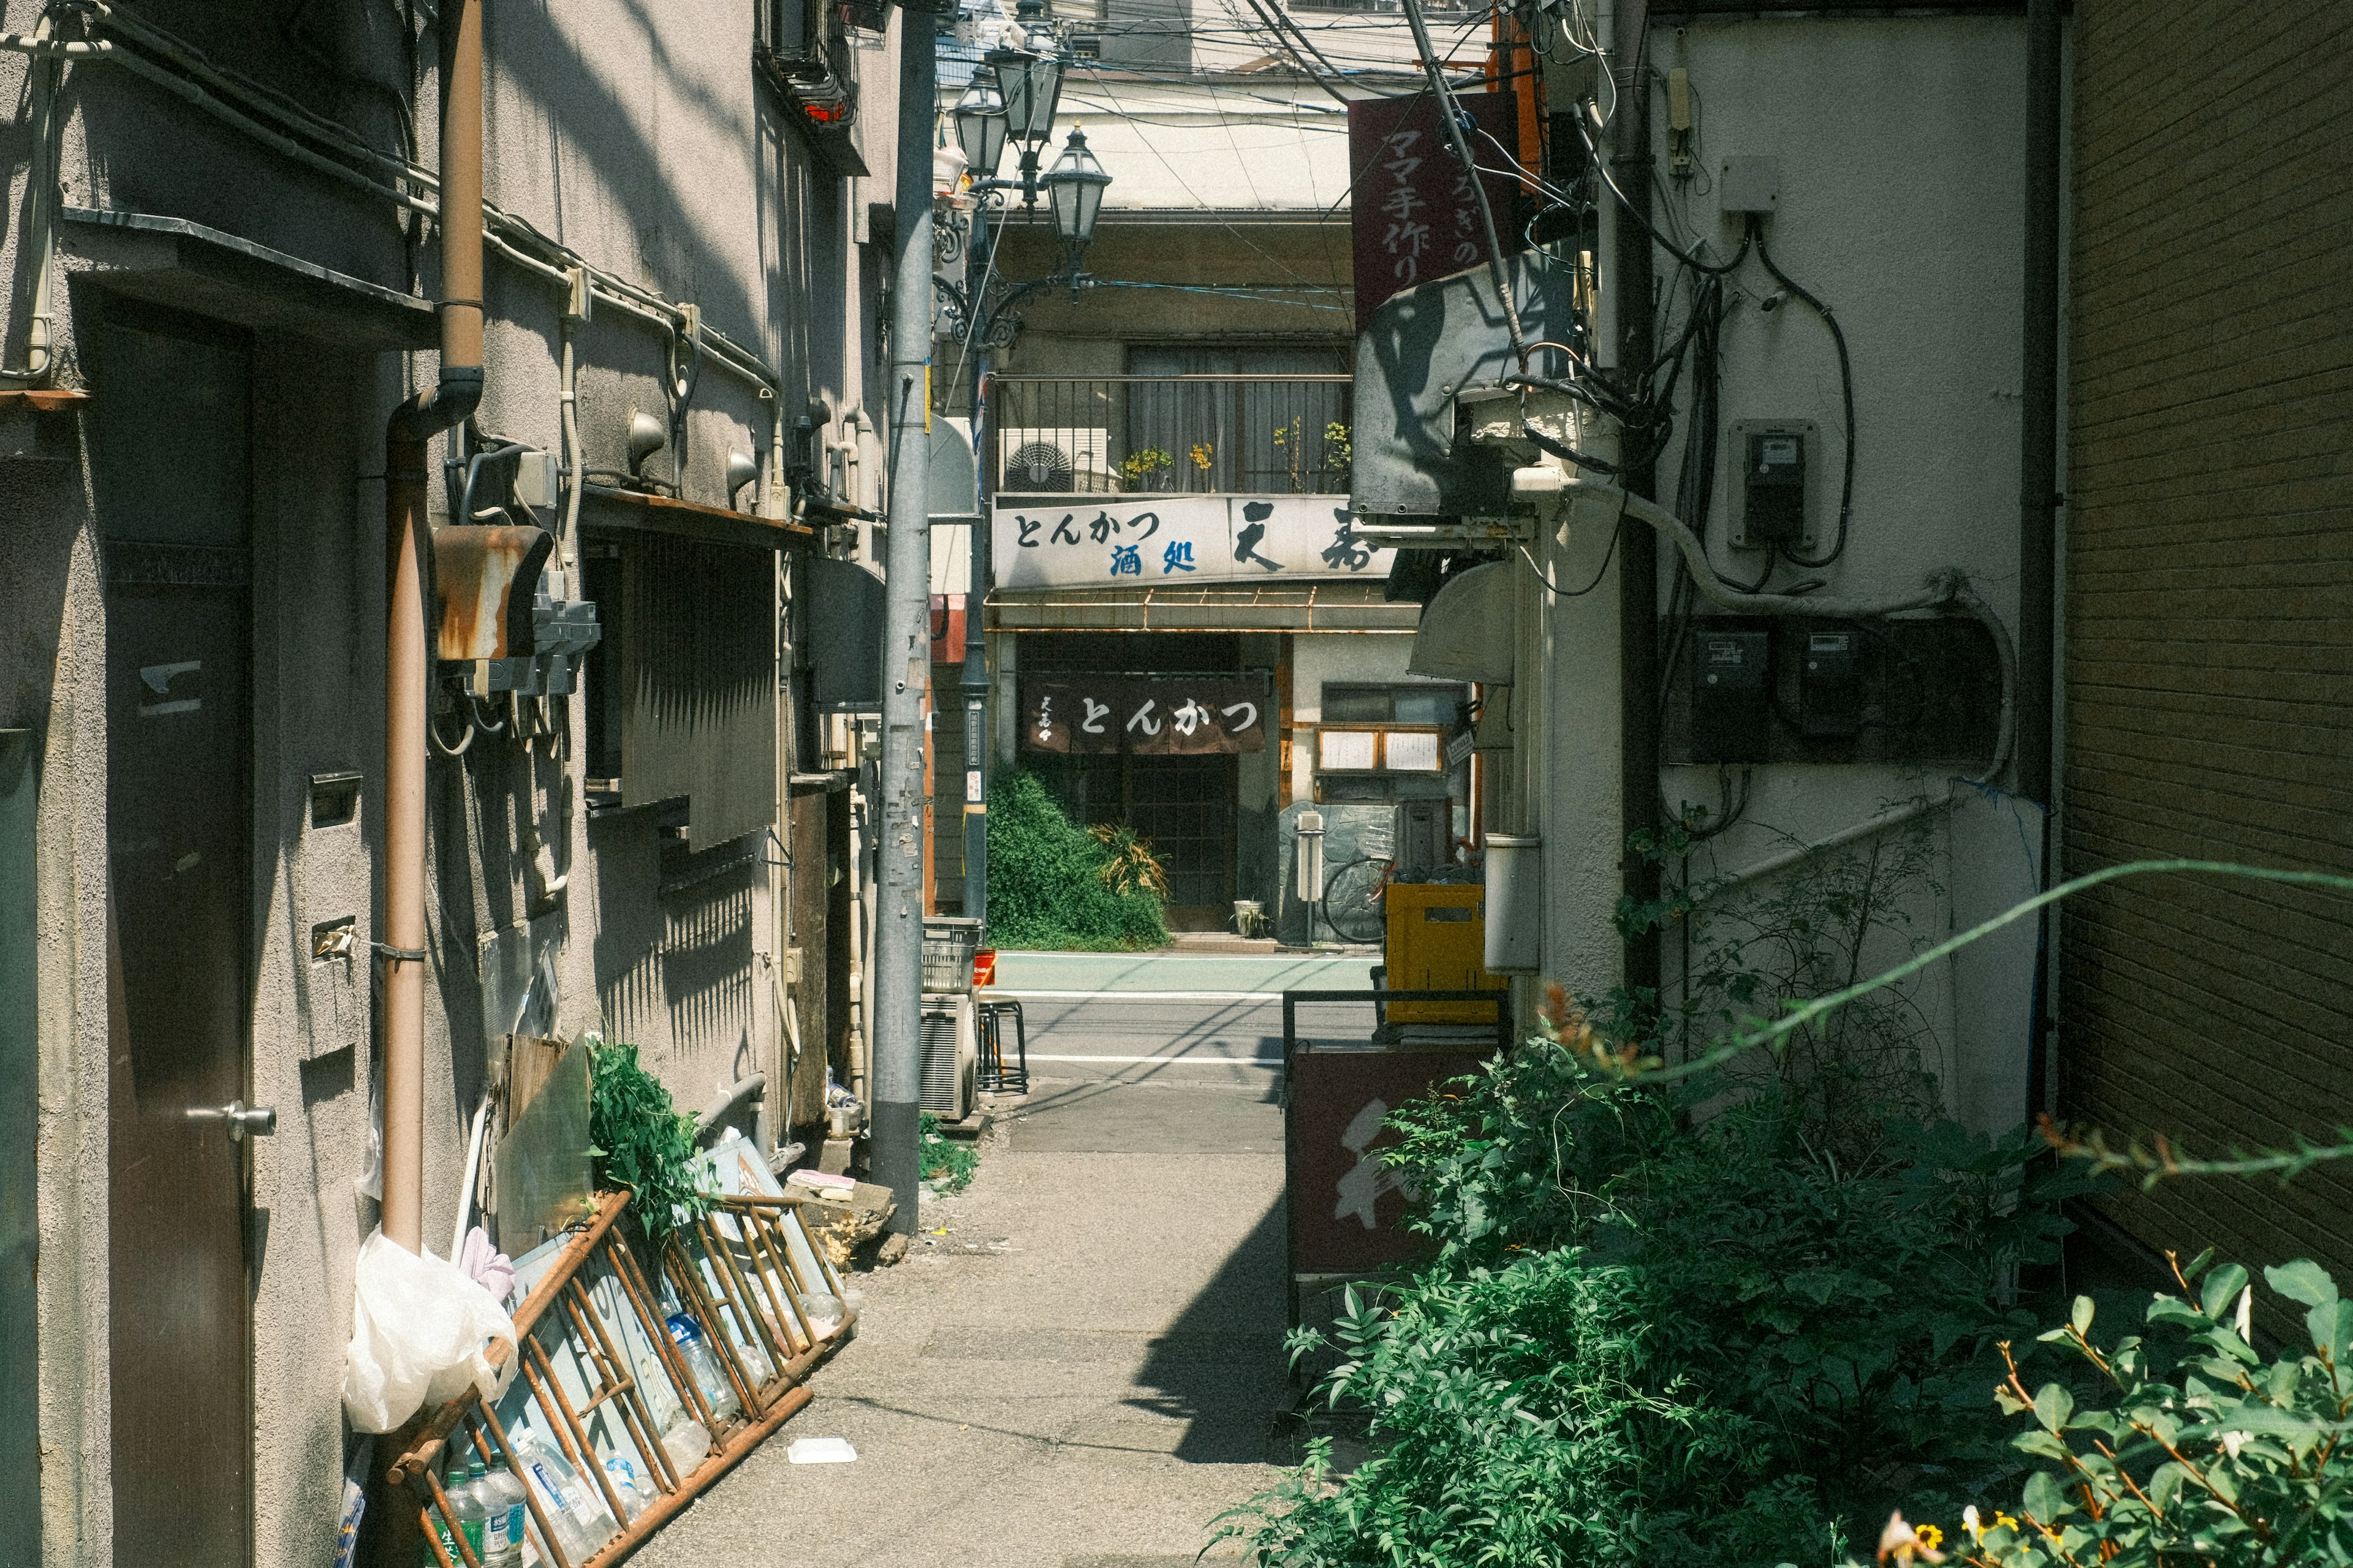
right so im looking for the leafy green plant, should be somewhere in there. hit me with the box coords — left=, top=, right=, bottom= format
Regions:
left=1886, top=1251, right=2353, bottom=1568
left=586, top=1036, right=714, bottom=1240
left=1229, top=831, right=2085, bottom=1568
left=984, top=769, right=1167, bottom=950
left=920, top=1112, right=979, bottom=1195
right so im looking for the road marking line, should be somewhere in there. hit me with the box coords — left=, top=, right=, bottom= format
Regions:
left=985, top=989, right=1288, bottom=1002
left=1026, top=1053, right=1285, bottom=1064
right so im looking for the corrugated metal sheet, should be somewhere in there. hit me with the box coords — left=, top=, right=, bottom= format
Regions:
left=621, top=534, right=778, bottom=850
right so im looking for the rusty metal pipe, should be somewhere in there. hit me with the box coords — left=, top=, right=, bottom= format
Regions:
left=383, top=0, right=484, bottom=1254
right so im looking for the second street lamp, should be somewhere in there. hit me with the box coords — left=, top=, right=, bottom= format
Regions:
left=952, top=77, right=1008, bottom=184
left=1041, top=126, right=1111, bottom=255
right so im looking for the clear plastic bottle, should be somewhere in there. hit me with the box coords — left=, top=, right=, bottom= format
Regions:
left=467, top=1456, right=526, bottom=1568
left=664, top=1312, right=742, bottom=1423
left=505, top=1423, right=617, bottom=1566
left=420, top=1458, right=485, bottom=1565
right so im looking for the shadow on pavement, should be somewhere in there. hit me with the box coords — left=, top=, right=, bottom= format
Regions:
left=1124, top=1195, right=1292, bottom=1463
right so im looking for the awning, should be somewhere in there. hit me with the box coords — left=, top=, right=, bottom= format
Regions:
left=581, top=483, right=819, bottom=551
left=985, top=580, right=1420, bottom=633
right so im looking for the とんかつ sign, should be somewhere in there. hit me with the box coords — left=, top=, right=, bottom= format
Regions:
left=1022, top=674, right=1269, bottom=756
left=991, top=494, right=1393, bottom=589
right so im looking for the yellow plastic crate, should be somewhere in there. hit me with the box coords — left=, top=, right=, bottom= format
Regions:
left=1384, top=882, right=1509, bottom=1023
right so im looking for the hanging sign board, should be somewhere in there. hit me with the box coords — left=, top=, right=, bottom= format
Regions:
left=1348, top=90, right=1519, bottom=331
left=1022, top=674, right=1269, bottom=756
left=992, top=494, right=1392, bottom=589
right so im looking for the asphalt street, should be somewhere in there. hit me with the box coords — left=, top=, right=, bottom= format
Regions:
left=635, top=951, right=1373, bottom=1568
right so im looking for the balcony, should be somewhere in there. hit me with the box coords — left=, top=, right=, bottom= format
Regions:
left=989, top=374, right=1353, bottom=498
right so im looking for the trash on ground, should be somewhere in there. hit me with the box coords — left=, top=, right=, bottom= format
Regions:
left=787, top=1437, right=858, bottom=1464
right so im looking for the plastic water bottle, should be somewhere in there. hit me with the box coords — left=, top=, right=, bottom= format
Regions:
left=419, top=1458, right=485, bottom=1565
left=506, top=1423, right=616, bottom=1566
left=467, top=1458, right=526, bottom=1568
left=664, top=1312, right=742, bottom=1423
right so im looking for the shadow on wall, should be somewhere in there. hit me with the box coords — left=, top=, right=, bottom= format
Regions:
left=1124, top=1195, right=1291, bottom=1465
left=591, top=814, right=757, bottom=1056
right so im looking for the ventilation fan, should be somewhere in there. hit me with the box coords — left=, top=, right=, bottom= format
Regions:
left=999, top=426, right=1111, bottom=493
left=1006, top=441, right=1073, bottom=491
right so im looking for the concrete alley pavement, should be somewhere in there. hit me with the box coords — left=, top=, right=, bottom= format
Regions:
left=637, top=952, right=1375, bottom=1568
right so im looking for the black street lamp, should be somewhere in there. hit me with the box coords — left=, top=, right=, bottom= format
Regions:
left=981, top=0, right=1066, bottom=205
left=951, top=77, right=1008, bottom=184
left=1040, top=126, right=1110, bottom=254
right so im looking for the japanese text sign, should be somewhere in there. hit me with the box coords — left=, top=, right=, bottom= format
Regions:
left=1349, top=90, right=1519, bottom=331
left=991, top=494, right=1393, bottom=589
left=1022, top=675, right=1270, bottom=756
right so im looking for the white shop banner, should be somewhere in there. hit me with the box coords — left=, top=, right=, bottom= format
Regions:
left=991, top=494, right=1395, bottom=589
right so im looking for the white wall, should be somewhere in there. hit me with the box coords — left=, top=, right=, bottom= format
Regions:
left=1632, top=16, right=2030, bottom=1124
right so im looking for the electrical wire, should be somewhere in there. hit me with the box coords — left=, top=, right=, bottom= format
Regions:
left=1749, top=217, right=1855, bottom=569
left=1516, top=485, right=1628, bottom=597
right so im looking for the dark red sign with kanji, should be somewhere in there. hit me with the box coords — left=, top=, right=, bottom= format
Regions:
left=1022, top=675, right=1268, bottom=756
left=1349, top=90, right=1519, bottom=331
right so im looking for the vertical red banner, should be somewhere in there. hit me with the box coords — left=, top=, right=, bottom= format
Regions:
left=1349, top=90, right=1520, bottom=331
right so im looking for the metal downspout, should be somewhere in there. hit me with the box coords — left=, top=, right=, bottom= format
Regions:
left=382, top=0, right=484, bottom=1256
left=2018, top=0, right=2063, bottom=1123
left=1612, top=0, right=1662, bottom=1007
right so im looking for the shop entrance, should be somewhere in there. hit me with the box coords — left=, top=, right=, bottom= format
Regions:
left=91, top=301, right=256, bottom=1568
left=1020, top=633, right=1246, bottom=933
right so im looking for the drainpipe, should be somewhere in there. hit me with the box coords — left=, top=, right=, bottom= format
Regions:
left=1611, top=0, right=1661, bottom=1008
left=382, top=0, right=484, bottom=1256
left=2018, top=0, right=2061, bottom=1122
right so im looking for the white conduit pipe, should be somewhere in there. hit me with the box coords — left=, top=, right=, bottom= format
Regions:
left=450, top=1091, right=492, bottom=1262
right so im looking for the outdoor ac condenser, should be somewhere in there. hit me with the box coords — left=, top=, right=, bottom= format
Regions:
left=917, top=991, right=977, bottom=1121
left=997, top=426, right=1112, bottom=493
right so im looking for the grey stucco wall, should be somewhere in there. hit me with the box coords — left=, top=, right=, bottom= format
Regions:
left=0, top=0, right=898, bottom=1558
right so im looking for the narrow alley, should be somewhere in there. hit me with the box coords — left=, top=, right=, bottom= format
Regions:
left=637, top=951, right=1374, bottom=1568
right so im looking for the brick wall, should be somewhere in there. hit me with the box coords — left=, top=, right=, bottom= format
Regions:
left=2064, top=4, right=2353, bottom=1274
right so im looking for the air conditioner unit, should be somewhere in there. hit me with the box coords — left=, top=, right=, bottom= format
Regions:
left=917, top=991, right=977, bottom=1121
left=998, top=427, right=1112, bottom=493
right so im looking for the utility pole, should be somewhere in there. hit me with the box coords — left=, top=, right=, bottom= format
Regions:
left=1611, top=0, right=1661, bottom=1012
left=873, top=6, right=938, bottom=1235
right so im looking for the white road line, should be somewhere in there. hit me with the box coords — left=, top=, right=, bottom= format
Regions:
left=984, top=989, right=1287, bottom=1002
left=1025, top=1053, right=1285, bottom=1064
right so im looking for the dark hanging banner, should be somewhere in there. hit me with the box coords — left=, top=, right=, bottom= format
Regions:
left=1022, top=675, right=1270, bottom=756
left=1348, top=89, right=1519, bottom=331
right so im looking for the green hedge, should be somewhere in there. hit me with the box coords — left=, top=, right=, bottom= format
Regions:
left=983, top=770, right=1167, bottom=950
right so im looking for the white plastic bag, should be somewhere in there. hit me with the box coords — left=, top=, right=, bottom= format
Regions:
left=343, top=1229, right=520, bottom=1433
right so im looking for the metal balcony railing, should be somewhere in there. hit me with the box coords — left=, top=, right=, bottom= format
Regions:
left=989, top=375, right=1354, bottom=498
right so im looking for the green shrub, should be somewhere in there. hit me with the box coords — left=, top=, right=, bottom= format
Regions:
left=1228, top=827, right=2083, bottom=1568
left=920, top=1111, right=980, bottom=1194
left=985, top=769, right=1167, bottom=950
left=585, top=1034, right=713, bottom=1240
left=1901, top=1252, right=2353, bottom=1567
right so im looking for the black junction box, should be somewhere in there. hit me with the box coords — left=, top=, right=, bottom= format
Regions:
left=1744, top=429, right=1807, bottom=544
left=1799, top=629, right=1860, bottom=738
left=1690, top=627, right=1770, bottom=762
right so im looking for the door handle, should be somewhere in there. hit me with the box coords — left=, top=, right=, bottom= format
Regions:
left=186, top=1099, right=278, bottom=1143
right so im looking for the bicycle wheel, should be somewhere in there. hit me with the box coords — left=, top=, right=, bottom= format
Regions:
left=1320, top=857, right=1393, bottom=945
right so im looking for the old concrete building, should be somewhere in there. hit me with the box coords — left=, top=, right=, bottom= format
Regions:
left=0, top=0, right=902, bottom=1560
left=932, top=0, right=1480, bottom=933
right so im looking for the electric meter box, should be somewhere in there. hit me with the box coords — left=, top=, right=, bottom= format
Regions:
left=1727, top=419, right=1817, bottom=552
left=1689, top=625, right=1771, bottom=762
